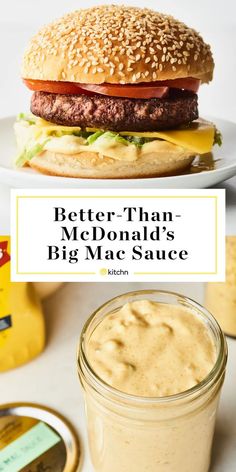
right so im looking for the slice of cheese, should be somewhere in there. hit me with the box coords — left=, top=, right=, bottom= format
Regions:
left=119, top=120, right=215, bottom=154
left=36, top=117, right=81, bottom=134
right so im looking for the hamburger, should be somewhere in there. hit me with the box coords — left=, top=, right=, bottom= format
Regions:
left=15, top=5, right=221, bottom=179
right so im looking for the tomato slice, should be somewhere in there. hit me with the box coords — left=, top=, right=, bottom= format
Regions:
left=23, top=78, right=169, bottom=98
left=23, top=79, right=94, bottom=96
left=79, top=78, right=200, bottom=97
left=78, top=83, right=169, bottom=98
left=23, top=77, right=200, bottom=97
left=159, top=78, right=200, bottom=93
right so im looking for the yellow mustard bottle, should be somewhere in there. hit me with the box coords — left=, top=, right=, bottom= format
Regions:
left=0, top=236, right=45, bottom=372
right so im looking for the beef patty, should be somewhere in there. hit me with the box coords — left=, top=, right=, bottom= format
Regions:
left=31, top=89, right=198, bottom=132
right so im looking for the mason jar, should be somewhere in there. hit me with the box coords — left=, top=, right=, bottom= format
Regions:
left=78, top=290, right=227, bottom=472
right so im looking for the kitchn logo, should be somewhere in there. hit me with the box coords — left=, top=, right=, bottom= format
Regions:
left=99, top=268, right=129, bottom=276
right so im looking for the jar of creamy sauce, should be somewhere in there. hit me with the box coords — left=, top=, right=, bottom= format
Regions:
left=78, top=290, right=227, bottom=472
left=205, top=236, right=236, bottom=337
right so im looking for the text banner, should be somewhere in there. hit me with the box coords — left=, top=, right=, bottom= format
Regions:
left=11, top=189, right=225, bottom=282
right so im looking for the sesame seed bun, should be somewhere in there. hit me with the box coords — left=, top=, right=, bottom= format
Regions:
left=28, top=144, right=195, bottom=179
left=22, top=5, right=214, bottom=85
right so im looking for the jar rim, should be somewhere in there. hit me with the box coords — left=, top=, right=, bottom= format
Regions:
left=78, top=289, right=227, bottom=405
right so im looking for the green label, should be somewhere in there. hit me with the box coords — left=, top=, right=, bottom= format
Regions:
left=0, top=421, right=61, bottom=472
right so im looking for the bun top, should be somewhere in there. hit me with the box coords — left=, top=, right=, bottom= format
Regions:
left=22, top=5, right=214, bottom=85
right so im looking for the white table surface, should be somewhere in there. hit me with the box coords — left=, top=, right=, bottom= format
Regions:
left=0, top=282, right=235, bottom=471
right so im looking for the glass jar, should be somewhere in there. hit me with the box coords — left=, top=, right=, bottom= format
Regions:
left=205, top=236, right=236, bottom=337
left=78, top=290, right=227, bottom=472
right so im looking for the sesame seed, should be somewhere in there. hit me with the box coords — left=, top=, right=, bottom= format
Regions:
left=23, top=5, right=213, bottom=85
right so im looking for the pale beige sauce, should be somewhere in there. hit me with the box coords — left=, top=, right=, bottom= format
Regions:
left=87, top=300, right=216, bottom=397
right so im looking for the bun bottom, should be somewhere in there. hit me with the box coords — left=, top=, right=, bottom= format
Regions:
left=29, top=146, right=195, bottom=179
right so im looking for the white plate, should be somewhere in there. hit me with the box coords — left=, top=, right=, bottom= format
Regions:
left=0, top=116, right=236, bottom=188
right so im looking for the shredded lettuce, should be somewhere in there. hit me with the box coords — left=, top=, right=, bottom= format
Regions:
left=15, top=139, right=49, bottom=167
left=16, top=114, right=157, bottom=149
left=125, top=135, right=155, bottom=147
left=15, top=114, right=223, bottom=171
left=99, top=131, right=129, bottom=146
left=87, top=130, right=104, bottom=144
left=16, top=114, right=222, bottom=152
left=17, top=113, right=36, bottom=125
left=73, top=130, right=91, bottom=139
